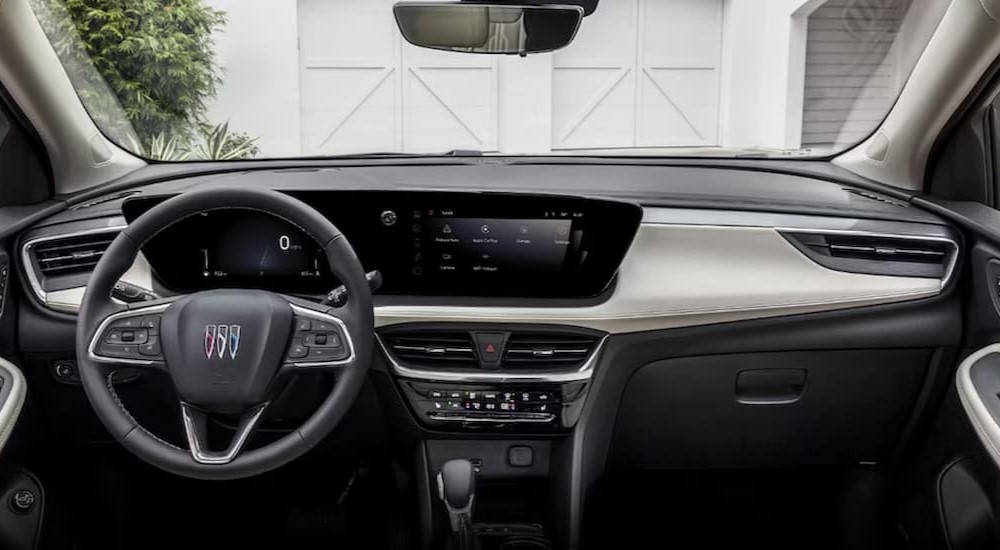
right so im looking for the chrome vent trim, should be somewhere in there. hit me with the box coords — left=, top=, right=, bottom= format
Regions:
left=778, top=227, right=960, bottom=287
left=382, top=332, right=478, bottom=367
left=503, top=333, right=598, bottom=368
left=378, top=333, right=608, bottom=383
left=21, top=225, right=127, bottom=306
left=34, top=234, right=115, bottom=276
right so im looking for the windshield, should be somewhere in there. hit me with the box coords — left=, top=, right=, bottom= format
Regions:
left=29, top=0, right=950, bottom=161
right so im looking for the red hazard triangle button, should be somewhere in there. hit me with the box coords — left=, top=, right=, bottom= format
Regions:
left=474, top=333, right=505, bottom=363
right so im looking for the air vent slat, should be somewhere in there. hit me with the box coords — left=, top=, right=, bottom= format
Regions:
left=384, top=332, right=478, bottom=368
left=826, top=236, right=947, bottom=264
left=503, top=333, right=598, bottom=370
left=32, top=232, right=119, bottom=277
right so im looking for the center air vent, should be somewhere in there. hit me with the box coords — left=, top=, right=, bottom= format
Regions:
left=504, top=333, right=598, bottom=369
left=380, top=328, right=603, bottom=371
left=383, top=331, right=478, bottom=368
left=32, top=232, right=118, bottom=277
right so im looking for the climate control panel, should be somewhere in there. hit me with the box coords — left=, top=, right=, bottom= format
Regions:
left=398, top=380, right=588, bottom=431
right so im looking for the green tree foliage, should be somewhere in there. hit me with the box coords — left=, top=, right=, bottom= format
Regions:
left=32, top=0, right=258, bottom=159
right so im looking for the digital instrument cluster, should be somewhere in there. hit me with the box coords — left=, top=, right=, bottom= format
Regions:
left=124, top=191, right=641, bottom=298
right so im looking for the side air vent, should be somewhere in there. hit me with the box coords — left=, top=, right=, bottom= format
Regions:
left=383, top=332, right=478, bottom=368
left=504, top=333, right=599, bottom=369
left=826, top=236, right=946, bottom=264
left=33, top=233, right=117, bottom=277
left=783, top=231, right=957, bottom=281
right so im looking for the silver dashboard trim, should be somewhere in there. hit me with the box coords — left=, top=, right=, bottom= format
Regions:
left=428, top=412, right=556, bottom=423
left=19, top=209, right=957, bottom=334
left=0, top=356, right=27, bottom=457
left=377, top=333, right=608, bottom=383
left=956, top=344, right=1000, bottom=470
left=181, top=402, right=268, bottom=465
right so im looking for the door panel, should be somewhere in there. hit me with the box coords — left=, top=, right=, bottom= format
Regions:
left=956, top=344, right=1000, bottom=469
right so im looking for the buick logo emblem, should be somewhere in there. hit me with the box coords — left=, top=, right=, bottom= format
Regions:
left=204, top=324, right=241, bottom=359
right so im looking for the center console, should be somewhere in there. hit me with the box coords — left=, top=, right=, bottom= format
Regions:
left=379, top=323, right=605, bottom=550
left=379, top=325, right=604, bottom=432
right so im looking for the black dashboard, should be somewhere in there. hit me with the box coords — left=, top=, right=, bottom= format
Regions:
left=123, top=191, right=642, bottom=299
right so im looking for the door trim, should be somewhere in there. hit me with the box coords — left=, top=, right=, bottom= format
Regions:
left=956, top=343, right=1000, bottom=468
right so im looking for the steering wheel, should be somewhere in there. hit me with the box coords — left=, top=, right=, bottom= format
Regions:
left=74, top=188, right=374, bottom=480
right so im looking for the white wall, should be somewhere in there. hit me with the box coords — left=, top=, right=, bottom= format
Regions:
left=720, top=0, right=821, bottom=150
left=205, top=0, right=300, bottom=156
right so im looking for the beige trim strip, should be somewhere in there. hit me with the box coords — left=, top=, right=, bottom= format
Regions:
left=0, top=357, right=27, bottom=456
left=956, top=344, right=1000, bottom=470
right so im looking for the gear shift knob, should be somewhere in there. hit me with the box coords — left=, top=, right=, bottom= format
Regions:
left=438, top=459, right=476, bottom=549
left=439, top=458, right=475, bottom=510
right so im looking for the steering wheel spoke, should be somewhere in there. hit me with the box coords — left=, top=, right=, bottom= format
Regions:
left=87, top=299, right=178, bottom=371
left=180, top=402, right=268, bottom=465
left=281, top=302, right=356, bottom=372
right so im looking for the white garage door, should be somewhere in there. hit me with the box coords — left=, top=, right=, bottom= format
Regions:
left=297, top=0, right=723, bottom=154
left=552, top=0, right=722, bottom=150
left=802, top=0, right=906, bottom=148
left=298, top=0, right=498, bottom=155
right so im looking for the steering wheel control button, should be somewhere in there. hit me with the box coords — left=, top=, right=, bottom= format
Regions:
left=295, top=318, right=312, bottom=332
left=109, top=317, right=142, bottom=329
left=303, top=332, right=341, bottom=348
left=140, top=316, right=160, bottom=331
left=138, top=337, right=162, bottom=357
left=104, top=328, right=149, bottom=345
left=288, top=341, right=309, bottom=359
left=310, top=320, right=336, bottom=332
left=99, top=344, right=142, bottom=359
left=307, top=347, right=347, bottom=361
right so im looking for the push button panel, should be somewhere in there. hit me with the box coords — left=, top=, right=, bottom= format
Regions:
left=282, top=309, right=353, bottom=367
left=92, top=307, right=166, bottom=364
left=400, top=381, right=588, bottom=431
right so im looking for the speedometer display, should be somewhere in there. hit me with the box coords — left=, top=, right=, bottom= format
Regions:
left=138, top=210, right=333, bottom=294
left=199, top=215, right=324, bottom=281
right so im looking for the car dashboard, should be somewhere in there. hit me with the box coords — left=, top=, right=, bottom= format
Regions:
left=6, top=161, right=966, bottom=548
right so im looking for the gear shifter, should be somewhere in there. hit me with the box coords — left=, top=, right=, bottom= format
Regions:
left=437, top=459, right=476, bottom=550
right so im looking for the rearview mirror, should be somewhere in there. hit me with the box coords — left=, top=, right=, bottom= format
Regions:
left=393, top=2, right=583, bottom=56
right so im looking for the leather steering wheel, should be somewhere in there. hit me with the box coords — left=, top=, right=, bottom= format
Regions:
left=75, top=188, right=374, bottom=480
